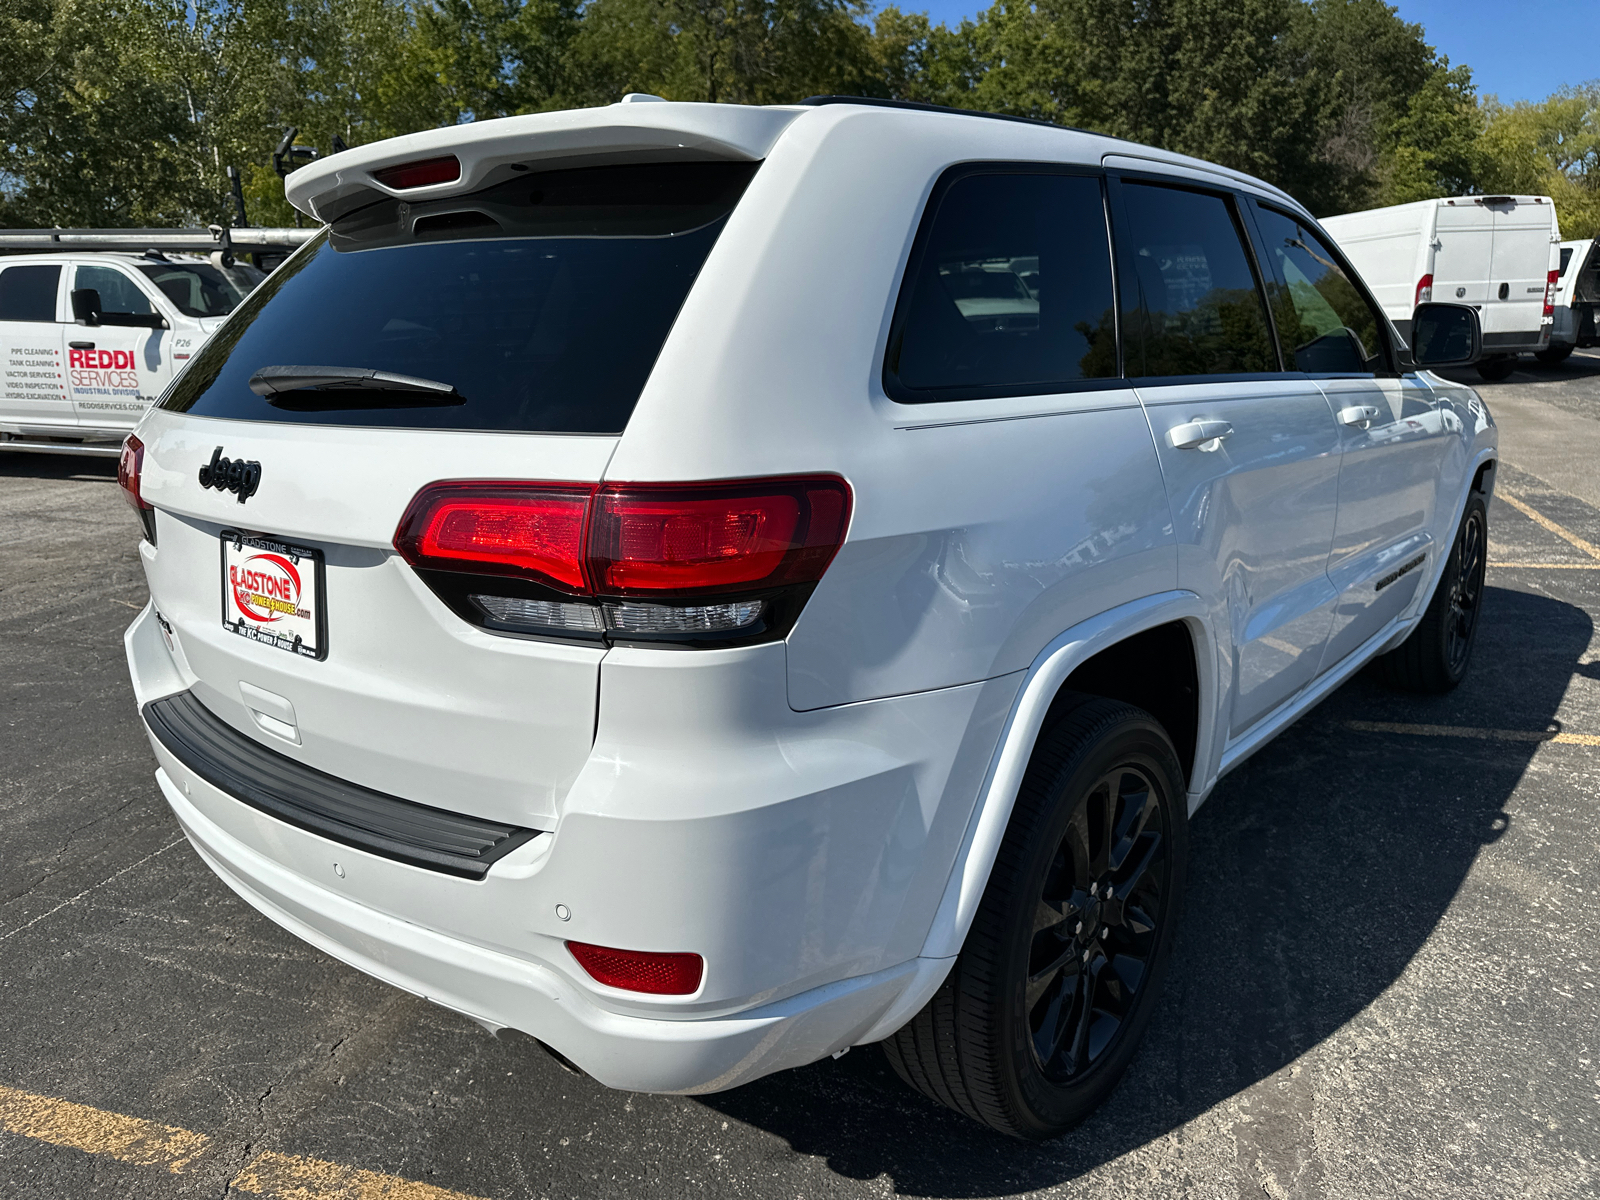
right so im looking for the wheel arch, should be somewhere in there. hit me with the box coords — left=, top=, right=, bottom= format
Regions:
left=917, top=590, right=1215, bottom=966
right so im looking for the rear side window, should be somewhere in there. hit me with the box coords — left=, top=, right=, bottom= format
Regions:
left=885, top=170, right=1117, bottom=402
left=138, top=260, right=259, bottom=317
left=1253, top=206, right=1388, bottom=374
left=0, top=265, right=61, bottom=321
left=75, top=265, right=154, bottom=315
left=1118, top=183, right=1277, bottom=378
left=162, top=161, right=758, bottom=434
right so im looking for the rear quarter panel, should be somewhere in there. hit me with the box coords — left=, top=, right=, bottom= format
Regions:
left=606, top=107, right=1176, bottom=710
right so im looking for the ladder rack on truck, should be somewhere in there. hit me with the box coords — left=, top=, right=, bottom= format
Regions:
left=0, top=226, right=316, bottom=252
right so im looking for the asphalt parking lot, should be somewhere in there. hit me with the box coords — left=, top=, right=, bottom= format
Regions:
left=4, top=353, right=1600, bottom=1199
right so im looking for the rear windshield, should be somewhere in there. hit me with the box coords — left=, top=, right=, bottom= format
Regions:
left=161, top=161, right=758, bottom=434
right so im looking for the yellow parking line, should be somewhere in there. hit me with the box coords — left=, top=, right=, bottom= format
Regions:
left=1346, top=719, right=1600, bottom=747
left=1489, top=562, right=1600, bottom=569
left=1497, top=490, right=1600, bottom=561
left=233, top=1150, right=484, bottom=1199
left=0, top=1084, right=488, bottom=1198
left=0, top=1084, right=210, bottom=1173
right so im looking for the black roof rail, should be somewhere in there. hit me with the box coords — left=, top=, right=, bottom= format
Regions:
left=799, top=95, right=1108, bottom=140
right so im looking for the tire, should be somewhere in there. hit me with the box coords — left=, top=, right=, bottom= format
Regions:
left=882, top=697, right=1187, bottom=1139
left=1375, top=495, right=1488, bottom=693
left=1475, top=357, right=1517, bottom=381
left=1535, top=344, right=1574, bottom=365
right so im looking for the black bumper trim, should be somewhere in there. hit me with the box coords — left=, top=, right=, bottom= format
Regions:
left=142, top=691, right=539, bottom=880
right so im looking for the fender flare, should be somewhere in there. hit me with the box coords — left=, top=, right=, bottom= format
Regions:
left=853, top=590, right=1215, bottom=1044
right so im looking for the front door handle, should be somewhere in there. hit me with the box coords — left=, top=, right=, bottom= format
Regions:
left=1168, top=419, right=1233, bottom=450
left=69, top=340, right=95, bottom=350
left=1337, top=405, right=1381, bottom=429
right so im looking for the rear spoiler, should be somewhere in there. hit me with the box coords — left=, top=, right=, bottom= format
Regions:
left=0, top=226, right=318, bottom=253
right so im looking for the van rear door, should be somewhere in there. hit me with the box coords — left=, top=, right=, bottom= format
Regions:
left=1431, top=201, right=1493, bottom=313
left=1486, top=198, right=1558, bottom=349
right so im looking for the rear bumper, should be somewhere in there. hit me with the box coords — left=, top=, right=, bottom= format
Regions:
left=157, top=767, right=929, bottom=1093
left=126, top=601, right=1007, bottom=1091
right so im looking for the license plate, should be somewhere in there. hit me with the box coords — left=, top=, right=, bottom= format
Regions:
left=220, top=531, right=327, bottom=660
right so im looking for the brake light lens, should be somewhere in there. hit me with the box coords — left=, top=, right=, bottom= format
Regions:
left=592, top=478, right=850, bottom=595
left=393, top=483, right=592, bottom=591
left=371, top=155, right=461, bottom=190
left=392, top=475, right=852, bottom=644
left=1414, top=274, right=1433, bottom=307
left=1545, top=268, right=1559, bottom=318
left=118, top=435, right=150, bottom=513
left=567, top=942, right=704, bottom=995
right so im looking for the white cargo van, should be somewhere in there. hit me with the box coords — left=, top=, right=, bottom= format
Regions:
left=1547, top=237, right=1599, bottom=362
left=1322, top=195, right=1561, bottom=380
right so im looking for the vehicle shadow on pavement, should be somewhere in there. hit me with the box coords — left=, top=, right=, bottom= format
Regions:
left=692, top=582, right=1588, bottom=1195
left=1435, top=347, right=1600, bottom=388
left=0, top=451, right=119, bottom=482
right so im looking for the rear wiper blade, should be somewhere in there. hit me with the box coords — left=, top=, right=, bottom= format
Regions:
left=248, top=365, right=463, bottom=408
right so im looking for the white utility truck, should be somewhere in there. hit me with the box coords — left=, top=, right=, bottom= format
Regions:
left=1322, top=195, right=1561, bottom=380
left=0, top=226, right=315, bottom=456
left=1547, top=237, right=1599, bottom=362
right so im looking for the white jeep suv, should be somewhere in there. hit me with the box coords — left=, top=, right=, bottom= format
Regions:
left=121, top=96, right=1495, bottom=1139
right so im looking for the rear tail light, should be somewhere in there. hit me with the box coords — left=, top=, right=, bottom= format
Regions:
left=393, top=483, right=590, bottom=591
left=118, top=435, right=157, bottom=543
left=567, top=942, right=704, bottom=995
left=1414, top=274, right=1433, bottom=307
left=1544, top=269, right=1559, bottom=318
left=117, top=435, right=149, bottom=512
left=371, top=155, right=461, bottom=190
left=394, top=475, right=852, bottom=646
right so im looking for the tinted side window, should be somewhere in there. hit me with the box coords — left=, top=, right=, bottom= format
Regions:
left=75, top=265, right=154, bottom=315
left=0, top=265, right=61, bottom=321
left=1254, top=206, right=1388, bottom=374
left=1119, top=183, right=1276, bottom=377
left=886, top=171, right=1117, bottom=401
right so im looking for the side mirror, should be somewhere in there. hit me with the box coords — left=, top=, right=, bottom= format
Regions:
left=71, top=287, right=102, bottom=327
left=1411, top=302, right=1481, bottom=368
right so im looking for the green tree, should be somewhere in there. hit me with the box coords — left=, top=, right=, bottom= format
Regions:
left=1476, top=83, right=1600, bottom=238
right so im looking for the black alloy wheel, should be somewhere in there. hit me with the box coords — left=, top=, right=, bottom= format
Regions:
left=1026, top=764, right=1168, bottom=1083
left=1444, top=504, right=1486, bottom=677
left=1377, top=494, right=1489, bottom=693
left=883, top=696, right=1187, bottom=1139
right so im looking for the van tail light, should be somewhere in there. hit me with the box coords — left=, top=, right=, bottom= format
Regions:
left=393, top=475, right=852, bottom=646
left=118, top=435, right=157, bottom=543
left=1544, top=269, right=1559, bottom=318
left=567, top=942, right=704, bottom=995
left=1414, top=274, right=1433, bottom=307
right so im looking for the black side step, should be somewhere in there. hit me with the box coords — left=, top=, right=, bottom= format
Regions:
left=142, top=691, right=539, bottom=880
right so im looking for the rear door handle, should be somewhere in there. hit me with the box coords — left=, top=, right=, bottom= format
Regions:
left=1337, top=405, right=1381, bottom=429
left=1168, top=419, right=1233, bottom=450
left=69, top=340, right=95, bottom=350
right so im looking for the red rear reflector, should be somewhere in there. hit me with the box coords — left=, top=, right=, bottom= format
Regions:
left=372, top=155, right=461, bottom=190
left=1545, top=269, right=1559, bottom=318
left=1414, top=274, right=1433, bottom=307
left=118, top=434, right=151, bottom=512
left=567, top=942, right=704, bottom=995
left=590, top=477, right=851, bottom=596
left=393, top=482, right=593, bottom=592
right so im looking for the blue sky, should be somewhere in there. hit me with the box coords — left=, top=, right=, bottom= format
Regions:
left=906, top=0, right=1599, bottom=104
